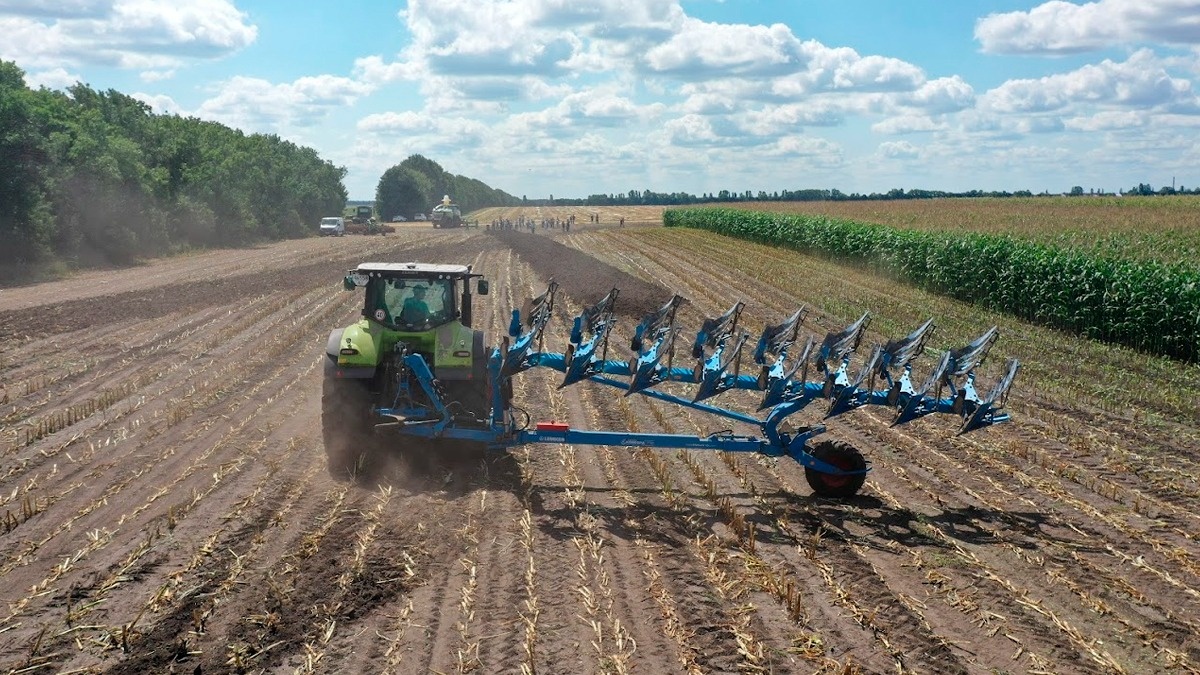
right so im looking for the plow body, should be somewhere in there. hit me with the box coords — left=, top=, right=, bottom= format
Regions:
left=358, top=280, right=1020, bottom=497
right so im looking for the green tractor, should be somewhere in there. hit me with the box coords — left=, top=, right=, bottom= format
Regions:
left=323, top=262, right=495, bottom=480
left=321, top=262, right=1020, bottom=496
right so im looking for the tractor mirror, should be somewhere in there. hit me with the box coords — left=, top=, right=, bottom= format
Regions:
left=477, top=279, right=489, bottom=295
left=343, top=273, right=368, bottom=290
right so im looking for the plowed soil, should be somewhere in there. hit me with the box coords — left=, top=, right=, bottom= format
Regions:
left=2, top=218, right=1199, bottom=675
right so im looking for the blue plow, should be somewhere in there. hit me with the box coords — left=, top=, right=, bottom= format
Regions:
left=379, top=282, right=1020, bottom=497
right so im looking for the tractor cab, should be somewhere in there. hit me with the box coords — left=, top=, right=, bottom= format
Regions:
left=333, top=261, right=491, bottom=384
left=344, top=262, right=488, bottom=332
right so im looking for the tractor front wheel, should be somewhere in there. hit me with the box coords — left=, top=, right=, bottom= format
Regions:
left=322, top=359, right=377, bottom=483
left=804, top=440, right=867, bottom=498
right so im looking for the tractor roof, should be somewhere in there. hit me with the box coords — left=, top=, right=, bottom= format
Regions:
left=355, top=262, right=472, bottom=276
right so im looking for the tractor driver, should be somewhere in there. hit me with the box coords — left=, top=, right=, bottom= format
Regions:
left=399, top=285, right=430, bottom=325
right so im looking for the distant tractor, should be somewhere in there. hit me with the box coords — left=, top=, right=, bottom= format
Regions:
left=430, top=196, right=464, bottom=228
left=351, top=205, right=375, bottom=225
left=345, top=220, right=394, bottom=235
left=342, top=204, right=391, bottom=234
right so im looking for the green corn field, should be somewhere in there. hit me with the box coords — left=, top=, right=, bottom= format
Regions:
left=665, top=207, right=1200, bottom=362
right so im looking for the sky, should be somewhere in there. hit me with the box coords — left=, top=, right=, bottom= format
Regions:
left=2, top=0, right=1199, bottom=200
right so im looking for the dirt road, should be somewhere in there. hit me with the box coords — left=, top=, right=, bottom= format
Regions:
left=2, top=223, right=1198, bottom=674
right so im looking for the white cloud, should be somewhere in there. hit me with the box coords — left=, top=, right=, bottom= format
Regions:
left=0, top=16, right=75, bottom=68
left=664, top=113, right=721, bottom=145
left=23, top=67, right=82, bottom=89
left=397, top=0, right=681, bottom=80
left=0, top=0, right=112, bottom=19
left=356, top=0, right=685, bottom=107
left=11, top=0, right=1192, bottom=199
left=197, top=75, right=374, bottom=130
left=872, top=115, right=945, bottom=134
left=355, top=113, right=489, bottom=148
left=768, top=44, right=926, bottom=99
left=357, top=111, right=432, bottom=134
left=799, top=47, right=925, bottom=93
left=676, top=79, right=764, bottom=111
left=1015, top=116, right=1066, bottom=133
left=1063, top=109, right=1148, bottom=130
left=734, top=103, right=845, bottom=136
left=643, top=18, right=807, bottom=77
left=763, top=135, right=843, bottom=163
left=353, top=55, right=422, bottom=86
left=132, top=91, right=184, bottom=115
left=976, top=0, right=1200, bottom=55
left=139, top=69, right=175, bottom=82
left=903, top=76, right=975, bottom=113
left=676, top=91, right=739, bottom=115
left=107, top=0, right=255, bottom=54
left=878, top=141, right=920, bottom=159
left=562, top=90, right=642, bottom=124
left=0, top=0, right=255, bottom=70
left=982, top=49, right=1197, bottom=113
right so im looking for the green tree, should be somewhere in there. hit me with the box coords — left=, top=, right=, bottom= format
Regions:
left=398, top=154, right=451, bottom=208
left=376, top=155, right=517, bottom=217
left=0, top=60, right=350, bottom=279
left=0, top=61, right=54, bottom=275
left=376, top=166, right=432, bottom=220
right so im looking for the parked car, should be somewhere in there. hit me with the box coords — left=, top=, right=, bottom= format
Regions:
left=414, top=213, right=426, bottom=221
left=392, top=215, right=407, bottom=222
left=319, top=216, right=345, bottom=236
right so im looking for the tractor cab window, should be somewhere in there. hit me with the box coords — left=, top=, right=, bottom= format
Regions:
left=377, top=277, right=454, bottom=329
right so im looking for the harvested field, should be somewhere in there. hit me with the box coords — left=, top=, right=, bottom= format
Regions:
left=474, top=205, right=668, bottom=228
left=2, top=217, right=1199, bottom=674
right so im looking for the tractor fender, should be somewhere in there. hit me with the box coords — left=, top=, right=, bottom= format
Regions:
left=325, top=328, right=375, bottom=378
left=433, top=324, right=483, bottom=380
left=325, top=328, right=344, bottom=360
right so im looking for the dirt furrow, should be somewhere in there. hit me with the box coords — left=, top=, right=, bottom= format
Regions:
left=830, top=411, right=1200, bottom=668
left=600, top=229, right=1200, bottom=667
left=0, top=287, right=350, bottom=576
left=2, top=223, right=1196, bottom=673
left=572, top=231, right=1121, bottom=671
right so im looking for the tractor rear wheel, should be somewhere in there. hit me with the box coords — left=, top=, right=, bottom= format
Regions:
left=322, top=359, right=377, bottom=483
left=804, top=440, right=867, bottom=498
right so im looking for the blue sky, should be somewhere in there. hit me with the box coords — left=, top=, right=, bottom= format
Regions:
left=2, top=1, right=1198, bottom=200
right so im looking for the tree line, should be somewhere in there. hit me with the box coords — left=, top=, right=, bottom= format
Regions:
left=374, top=154, right=520, bottom=220
left=0, top=60, right=353, bottom=282
left=533, top=184, right=1196, bottom=207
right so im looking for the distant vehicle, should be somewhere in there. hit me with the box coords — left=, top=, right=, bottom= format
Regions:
left=392, top=215, right=406, bottom=222
left=414, top=213, right=426, bottom=221
left=345, top=220, right=393, bottom=235
left=431, top=195, right=464, bottom=228
left=319, top=216, right=345, bottom=237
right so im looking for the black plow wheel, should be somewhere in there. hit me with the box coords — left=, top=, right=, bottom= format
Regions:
left=804, top=439, right=868, bottom=498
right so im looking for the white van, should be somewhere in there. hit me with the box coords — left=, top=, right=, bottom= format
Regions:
left=319, top=217, right=345, bottom=236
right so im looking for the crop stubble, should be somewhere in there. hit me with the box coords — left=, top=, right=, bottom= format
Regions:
left=1, top=220, right=1198, bottom=674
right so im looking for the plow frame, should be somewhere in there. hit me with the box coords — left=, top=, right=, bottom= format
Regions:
left=372, top=282, right=1020, bottom=492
